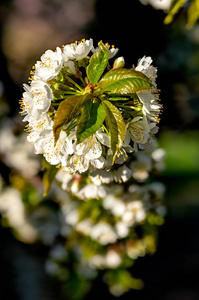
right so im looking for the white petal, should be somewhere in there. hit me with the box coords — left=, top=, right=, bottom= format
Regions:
left=90, top=156, right=106, bottom=169
left=96, top=132, right=110, bottom=147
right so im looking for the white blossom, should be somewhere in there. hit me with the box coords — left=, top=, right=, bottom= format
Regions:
left=62, top=202, right=79, bottom=226
left=89, top=251, right=121, bottom=269
left=89, top=169, right=114, bottom=185
left=0, top=188, right=37, bottom=243
left=75, top=135, right=102, bottom=160
left=68, top=154, right=89, bottom=173
left=139, top=0, right=172, bottom=12
left=66, top=131, right=109, bottom=173
left=30, top=80, right=53, bottom=111
left=115, top=222, right=129, bottom=238
left=103, top=194, right=126, bottom=217
left=106, top=250, right=122, bottom=268
left=0, top=125, right=40, bottom=178
left=56, top=170, right=74, bottom=190
left=131, top=152, right=152, bottom=181
left=90, top=222, right=117, bottom=245
left=35, top=47, right=63, bottom=81
left=75, top=219, right=93, bottom=236
left=126, top=116, right=150, bottom=147
left=92, top=43, right=119, bottom=59
left=122, top=200, right=146, bottom=226
left=89, top=255, right=106, bottom=269
left=136, top=56, right=153, bottom=72
left=151, top=148, right=166, bottom=162
left=113, top=165, right=132, bottom=183
left=62, top=38, right=93, bottom=61
left=26, top=113, right=52, bottom=144
left=76, top=184, right=107, bottom=200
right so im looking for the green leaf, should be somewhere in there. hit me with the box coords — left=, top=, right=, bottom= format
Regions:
left=86, top=41, right=109, bottom=85
left=97, top=68, right=153, bottom=95
left=187, top=0, right=199, bottom=29
left=164, top=0, right=188, bottom=25
left=76, top=101, right=106, bottom=144
left=102, top=100, right=126, bottom=162
left=163, top=0, right=199, bottom=28
left=53, top=93, right=92, bottom=143
left=42, top=160, right=59, bottom=196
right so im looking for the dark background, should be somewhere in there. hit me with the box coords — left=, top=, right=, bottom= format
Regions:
left=0, top=0, right=199, bottom=299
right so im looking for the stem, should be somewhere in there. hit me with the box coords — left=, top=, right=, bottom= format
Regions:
left=57, top=82, right=77, bottom=92
left=65, top=118, right=78, bottom=132
left=102, top=124, right=108, bottom=133
left=107, top=99, right=120, bottom=101
left=80, top=76, right=86, bottom=87
left=116, top=104, right=141, bottom=111
left=51, top=102, right=60, bottom=106
left=63, top=91, right=81, bottom=95
left=65, top=74, right=84, bottom=92
left=109, top=97, right=130, bottom=101
left=53, top=95, right=74, bottom=102
left=123, top=109, right=133, bottom=114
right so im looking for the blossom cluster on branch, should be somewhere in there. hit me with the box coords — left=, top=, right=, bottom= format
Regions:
left=15, top=38, right=165, bottom=297
left=20, top=38, right=162, bottom=193
left=0, top=117, right=166, bottom=298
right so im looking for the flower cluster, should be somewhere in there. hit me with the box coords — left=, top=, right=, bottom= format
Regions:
left=20, top=38, right=162, bottom=180
left=0, top=118, right=166, bottom=298
left=49, top=155, right=166, bottom=297
left=60, top=181, right=165, bottom=244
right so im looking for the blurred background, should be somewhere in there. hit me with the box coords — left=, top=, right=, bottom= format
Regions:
left=0, top=0, right=199, bottom=299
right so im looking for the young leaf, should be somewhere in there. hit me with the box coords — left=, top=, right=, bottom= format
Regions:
left=42, top=161, right=59, bottom=196
left=53, top=93, right=92, bottom=143
left=187, top=0, right=199, bottom=29
left=102, top=100, right=126, bottom=162
left=97, top=68, right=153, bottom=95
left=86, top=41, right=109, bottom=85
left=76, top=101, right=106, bottom=144
left=164, top=0, right=188, bottom=25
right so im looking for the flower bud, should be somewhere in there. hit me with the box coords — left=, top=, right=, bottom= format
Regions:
left=113, top=56, right=125, bottom=69
left=64, top=61, right=78, bottom=75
